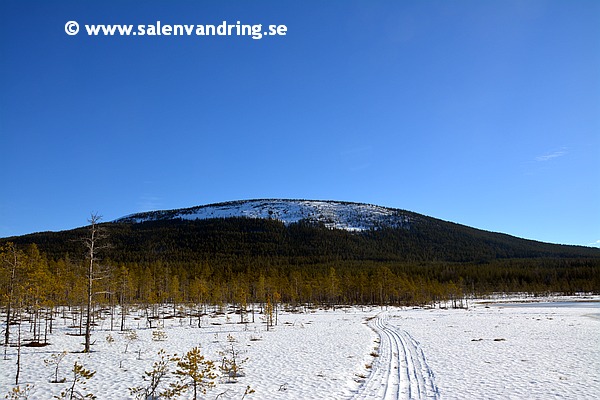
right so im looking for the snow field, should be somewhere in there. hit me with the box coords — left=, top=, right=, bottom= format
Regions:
left=0, top=306, right=380, bottom=399
left=117, top=199, right=411, bottom=231
left=2, top=299, right=598, bottom=399
left=389, top=300, right=600, bottom=399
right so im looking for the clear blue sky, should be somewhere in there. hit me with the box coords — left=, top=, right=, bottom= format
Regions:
left=1, top=0, right=599, bottom=247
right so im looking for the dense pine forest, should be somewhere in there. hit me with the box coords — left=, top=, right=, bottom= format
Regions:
left=2, top=216, right=599, bottom=320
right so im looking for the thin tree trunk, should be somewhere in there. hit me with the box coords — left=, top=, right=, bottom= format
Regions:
left=120, top=304, right=126, bottom=331
left=84, top=213, right=101, bottom=353
left=4, top=245, right=19, bottom=348
left=4, top=301, right=11, bottom=347
left=50, top=306, right=54, bottom=334
left=79, top=306, right=83, bottom=335
left=84, top=267, right=92, bottom=352
left=44, top=311, right=49, bottom=344
left=15, top=307, right=22, bottom=385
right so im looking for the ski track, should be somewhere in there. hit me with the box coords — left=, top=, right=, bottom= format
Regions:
left=354, top=312, right=439, bottom=400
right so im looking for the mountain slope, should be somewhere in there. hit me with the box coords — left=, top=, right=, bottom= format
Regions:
left=3, top=199, right=600, bottom=298
left=4, top=199, right=600, bottom=263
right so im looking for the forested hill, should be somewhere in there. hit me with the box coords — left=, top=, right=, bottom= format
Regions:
left=3, top=201, right=600, bottom=302
left=3, top=207, right=599, bottom=264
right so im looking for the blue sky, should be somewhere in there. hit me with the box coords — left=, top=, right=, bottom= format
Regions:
left=1, top=0, right=599, bottom=247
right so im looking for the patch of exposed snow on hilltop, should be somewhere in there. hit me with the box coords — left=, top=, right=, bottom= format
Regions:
left=115, top=199, right=412, bottom=231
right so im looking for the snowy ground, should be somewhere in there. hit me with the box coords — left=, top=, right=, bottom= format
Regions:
left=0, top=306, right=380, bottom=399
left=1, top=297, right=598, bottom=399
left=390, top=296, right=600, bottom=400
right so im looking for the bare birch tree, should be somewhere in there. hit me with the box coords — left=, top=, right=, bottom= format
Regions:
left=82, top=213, right=109, bottom=353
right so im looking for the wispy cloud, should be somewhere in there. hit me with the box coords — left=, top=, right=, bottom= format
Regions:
left=138, top=195, right=162, bottom=212
left=588, top=240, right=600, bottom=248
left=535, top=150, right=567, bottom=162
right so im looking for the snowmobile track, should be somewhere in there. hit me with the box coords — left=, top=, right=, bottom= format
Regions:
left=353, top=312, right=439, bottom=400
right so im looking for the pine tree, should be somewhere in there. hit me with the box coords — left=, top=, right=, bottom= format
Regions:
left=169, top=347, right=217, bottom=400
left=1, top=243, right=24, bottom=349
left=129, top=349, right=177, bottom=400
left=44, top=351, right=68, bottom=383
left=55, top=361, right=96, bottom=400
left=219, top=335, right=247, bottom=383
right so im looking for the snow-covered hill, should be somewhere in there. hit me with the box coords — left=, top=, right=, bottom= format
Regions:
left=114, top=199, right=413, bottom=231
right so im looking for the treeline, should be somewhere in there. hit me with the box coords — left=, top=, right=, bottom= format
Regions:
left=1, top=241, right=598, bottom=317
left=1, top=217, right=599, bottom=315
left=8, top=217, right=600, bottom=264
left=1, top=241, right=599, bottom=347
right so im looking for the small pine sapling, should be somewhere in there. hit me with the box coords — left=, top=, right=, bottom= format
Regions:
left=55, top=361, right=96, bottom=400
left=123, top=330, right=138, bottom=353
left=105, top=334, right=115, bottom=345
left=219, top=335, right=247, bottom=383
left=151, top=328, right=167, bottom=342
left=129, top=349, right=177, bottom=400
left=4, top=384, right=33, bottom=400
left=168, top=347, right=217, bottom=400
left=242, top=385, right=255, bottom=399
left=44, top=351, right=68, bottom=383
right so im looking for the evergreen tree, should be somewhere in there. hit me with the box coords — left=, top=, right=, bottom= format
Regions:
left=169, top=347, right=217, bottom=400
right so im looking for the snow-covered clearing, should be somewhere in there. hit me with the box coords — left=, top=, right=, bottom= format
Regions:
left=1, top=297, right=598, bottom=399
left=390, top=297, right=600, bottom=399
left=1, top=306, right=379, bottom=399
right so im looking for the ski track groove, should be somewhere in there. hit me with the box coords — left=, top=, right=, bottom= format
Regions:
left=353, top=312, right=439, bottom=400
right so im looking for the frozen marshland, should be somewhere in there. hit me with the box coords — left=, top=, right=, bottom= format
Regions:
left=1, top=297, right=598, bottom=399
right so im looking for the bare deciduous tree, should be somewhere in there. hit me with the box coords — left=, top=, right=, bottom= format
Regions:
left=82, top=213, right=109, bottom=353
